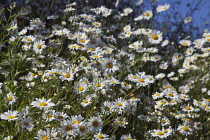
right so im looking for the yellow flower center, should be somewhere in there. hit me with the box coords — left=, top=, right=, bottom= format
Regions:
left=89, top=48, right=94, bottom=51
left=73, top=120, right=80, bottom=124
left=182, top=126, right=189, bottom=131
left=94, top=22, right=100, bottom=26
left=80, top=126, right=86, bottom=132
left=64, top=73, right=70, bottom=78
left=152, top=35, right=159, bottom=40
left=78, top=87, right=84, bottom=91
left=35, top=62, right=41, bottom=65
left=39, top=102, right=47, bottom=106
left=168, top=93, right=174, bottom=97
left=65, top=125, right=72, bottom=131
left=161, top=120, right=166, bottom=123
left=95, top=83, right=101, bottom=87
left=117, top=103, right=123, bottom=106
left=130, top=97, right=136, bottom=100
left=8, top=96, right=13, bottom=101
left=26, top=38, right=32, bottom=42
left=83, top=100, right=89, bottom=104
left=36, top=44, right=42, bottom=49
left=138, top=79, right=145, bottom=82
left=119, top=121, right=124, bottom=124
left=105, top=106, right=110, bottom=111
left=183, top=42, right=188, bottom=45
left=161, top=101, right=166, bottom=104
left=57, top=115, right=63, bottom=119
left=98, top=135, right=104, bottom=138
left=106, top=63, right=113, bottom=68
left=181, top=89, right=186, bottom=93
left=202, top=104, right=206, bottom=107
left=47, top=114, right=52, bottom=118
left=42, top=136, right=48, bottom=140
left=53, top=40, right=58, bottom=43
left=69, top=35, right=74, bottom=38
left=156, top=132, right=164, bottom=135
left=125, top=138, right=132, bottom=140
left=92, top=121, right=99, bottom=127
left=80, top=39, right=86, bottom=43
left=185, top=118, right=190, bottom=121
left=8, top=116, right=15, bottom=119
left=24, top=122, right=29, bottom=126
left=82, top=63, right=88, bottom=67
left=185, top=106, right=191, bottom=110
left=145, top=12, right=150, bottom=16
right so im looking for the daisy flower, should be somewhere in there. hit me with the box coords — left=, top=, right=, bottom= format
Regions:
left=71, top=115, right=84, bottom=126
left=152, top=92, right=164, bottom=100
left=35, top=128, right=58, bottom=140
left=74, top=82, right=89, bottom=94
left=180, top=39, right=191, bottom=46
left=100, top=101, right=114, bottom=114
left=100, top=57, right=119, bottom=73
left=148, top=30, right=163, bottom=44
left=55, top=28, right=70, bottom=36
left=158, top=117, right=170, bottom=126
left=150, top=54, right=161, bottom=62
left=134, top=15, right=143, bottom=21
left=22, top=35, right=36, bottom=43
left=143, top=10, right=153, bottom=20
left=114, top=117, right=128, bottom=128
left=94, top=132, right=109, bottom=140
left=123, top=7, right=133, bottom=15
left=3, top=136, right=13, bottom=140
left=77, top=37, right=89, bottom=46
left=159, top=62, right=168, bottom=69
left=31, top=98, right=55, bottom=110
left=194, top=122, right=202, bottom=130
left=67, top=32, right=76, bottom=40
left=1, top=110, right=18, bottom=121
left=177, top=125, right=193, bottom=136
left=59, top=69, right=75, bottom=82
left=114, top=97, right=128, bottom=114
left=75, top=122, right=89, bottom=136
left=184, top=16, right=192, bottom=24
left=88, top=116, right=103, bottom=133
left=121, top=134, right=136, bottom=140
left=59, top=119, right=76, bottom=137
left=33, top=40, right=47, bottom=54
left=156, top=4, right=170, bottom=12
left=54, top=112, right=69, bottom=121
left=42, top=110, right=55, bottom=122
left=181, top=104, right=195, bottom=112
left=19, top=117, right=34, bottom=130
left=161, top=40, right=169, bottom=47
left=162, top=128, right=172, bottom=138
left=4, top=92, right=17, bottom=105
left=138, top=115, right=147, bottom=121
left=151, top=129, right=168, bottom=139
left=81, top=97, right=92, bottom=107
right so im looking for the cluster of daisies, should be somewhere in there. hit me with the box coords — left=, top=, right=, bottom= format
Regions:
left=0, top=0, right=209, bottom=139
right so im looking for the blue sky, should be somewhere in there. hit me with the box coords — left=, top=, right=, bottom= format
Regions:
left=157, top=0, right=210, bottom=32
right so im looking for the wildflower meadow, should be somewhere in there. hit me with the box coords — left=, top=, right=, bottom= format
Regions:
left=0, top=0, right=210, bottom=139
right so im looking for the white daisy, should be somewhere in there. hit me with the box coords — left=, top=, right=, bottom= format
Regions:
left=31, top=98, right=55, bottom=110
